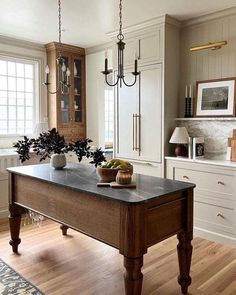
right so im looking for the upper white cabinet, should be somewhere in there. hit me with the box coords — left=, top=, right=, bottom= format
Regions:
left=111, top=16, right=180, bottom=177
left=115, top=27, right=164, bottom=68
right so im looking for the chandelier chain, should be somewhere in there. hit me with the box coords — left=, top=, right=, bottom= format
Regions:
left=58, top=0, right=62, bottom=44
left=118, top=0, right=124, bottom=40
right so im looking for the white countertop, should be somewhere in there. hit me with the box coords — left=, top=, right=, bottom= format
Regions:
left=165, top=156, right=236, bottom=169
left=0, top=149, right=17, bottom=156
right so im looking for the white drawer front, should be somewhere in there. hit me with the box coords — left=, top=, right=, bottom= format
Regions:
left=174, top=167, right=234, bottom=197
left=195, top=201, right=234, bottom=235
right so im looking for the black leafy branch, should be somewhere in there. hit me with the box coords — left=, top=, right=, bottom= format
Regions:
left=13, top=128, right=106, bottom=167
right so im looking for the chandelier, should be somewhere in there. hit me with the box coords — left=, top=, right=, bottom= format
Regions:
left=102, top=0, right=140, bottom=87
left=44, top=0, right=71, bottom=94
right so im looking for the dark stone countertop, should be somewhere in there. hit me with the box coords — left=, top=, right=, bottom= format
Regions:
left=7, top=163, right=195, bottom=204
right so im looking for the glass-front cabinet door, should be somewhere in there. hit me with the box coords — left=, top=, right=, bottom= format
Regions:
left=73, top=57, right=83, bottom=123
left=59, top=55, right=70, bottom=124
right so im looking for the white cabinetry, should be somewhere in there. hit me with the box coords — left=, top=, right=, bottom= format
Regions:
left=112, top=16, right=180, bottom=177
left=115, top=63, right=162, bottom=163
left=166, top=157, right=236, bottom=246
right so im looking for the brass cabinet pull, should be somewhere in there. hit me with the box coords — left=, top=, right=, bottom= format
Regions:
left=217, top=181, right=225, bottom=185
left=132, top=114, right=135, bottom=150
left=217, top=212, right=225, bottom=219
left=183, top=175, right=189, bottom=180
left=136, top=114, right=141, bottom=151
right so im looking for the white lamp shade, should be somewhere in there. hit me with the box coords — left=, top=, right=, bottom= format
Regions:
left=169, top=127, right=189, bottom=144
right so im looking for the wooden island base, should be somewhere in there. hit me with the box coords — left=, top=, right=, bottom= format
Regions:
left=8, top=163, right=194, bottom=295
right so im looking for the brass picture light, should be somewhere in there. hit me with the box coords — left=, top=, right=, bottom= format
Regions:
left=190, top=41, right=227, bottom=52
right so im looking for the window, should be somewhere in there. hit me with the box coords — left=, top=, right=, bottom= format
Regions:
left=0, top=56, right=38, bottom=135
left=104, top=87, right=114, bottom=149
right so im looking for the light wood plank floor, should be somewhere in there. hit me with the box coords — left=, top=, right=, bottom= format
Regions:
left=0, top=219, right=235, bottom=295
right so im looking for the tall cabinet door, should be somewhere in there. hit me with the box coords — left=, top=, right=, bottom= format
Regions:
left=139, top=63, right=162, bottom=163
left=115, top=70, right=139, bottom=160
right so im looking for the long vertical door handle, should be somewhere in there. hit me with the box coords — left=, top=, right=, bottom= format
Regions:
left=135, top=114, right=138, bottom=151
left=136, top=114, right=140, bottom=152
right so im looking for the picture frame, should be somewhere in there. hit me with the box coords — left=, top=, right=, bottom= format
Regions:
left=195, top=78, right=236, bottom=117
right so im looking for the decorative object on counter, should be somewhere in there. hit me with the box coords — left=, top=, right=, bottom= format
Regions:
left=116, top=169, right=132, bottom=185
left=102, top=0, right=140, bottom=87
left=228, top=129, right=236, bottom=161
left=96, top=158, right=133, bottom=182
left=13, top=128, right=106, bottom=169
left=169, top=127, right=189, bottom=157
left=43, top=0, right=71, bottom=95
left=184, top=84, right=193, bottom=118
left=190, top=40, right=227, bottom=52
left=188, top=137, right=193, bottom=159
left=193, top=137, right=204, bottom=160
left=195, top=78, right=236, bottom=117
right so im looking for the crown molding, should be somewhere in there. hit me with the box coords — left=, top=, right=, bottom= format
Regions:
left=0, top=35, right=45, bottom=52
left=85, top=42, right=113, bottom=55
left=182, top=6, right=236, bottom=27
left=107, top=14, right=180, bottom=39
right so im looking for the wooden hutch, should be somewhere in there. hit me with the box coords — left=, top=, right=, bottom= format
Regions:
left=45, top=42, right=86, bottom=142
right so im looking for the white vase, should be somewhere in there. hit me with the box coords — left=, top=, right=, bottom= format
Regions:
left=74, top=62, right=77, bottom=76
left=50, top=154, right=66, bottom=170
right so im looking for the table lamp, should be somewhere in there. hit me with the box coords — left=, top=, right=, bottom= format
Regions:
left=169, top=127, right=189, bottom=157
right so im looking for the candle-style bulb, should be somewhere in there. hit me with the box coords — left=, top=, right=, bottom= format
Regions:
left=45, top=65, right=50, bottom=74
left=66, top=68, right=70, bottom=76
left=62, top=62, right=66, bottom=72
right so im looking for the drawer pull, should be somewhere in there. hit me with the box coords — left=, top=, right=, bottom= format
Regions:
left=217, top=181, right=225, bottom=185
left=217, top=212, right=225, bottom=219
left=183, top=176, right=189, bottom=180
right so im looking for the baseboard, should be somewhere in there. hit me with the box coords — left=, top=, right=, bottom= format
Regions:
left=194, top=227, right=236, bottom=247
left=0, top=210, right=9, bottom=219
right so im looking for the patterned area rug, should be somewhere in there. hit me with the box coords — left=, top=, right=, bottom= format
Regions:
left=0, top=258, right=44, bottom=295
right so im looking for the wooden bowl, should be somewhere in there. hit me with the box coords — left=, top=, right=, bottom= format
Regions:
left=96, top=165, right=133, bottom=182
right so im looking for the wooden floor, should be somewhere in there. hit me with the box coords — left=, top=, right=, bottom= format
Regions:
left=0, top=219, right=236, bottom=295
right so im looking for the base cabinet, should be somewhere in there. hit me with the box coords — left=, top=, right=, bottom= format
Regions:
left=166, top=157, right=236, bottom=247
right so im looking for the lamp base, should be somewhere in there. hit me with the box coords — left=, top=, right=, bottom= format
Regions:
left=175, top=144, right=188, bottom=157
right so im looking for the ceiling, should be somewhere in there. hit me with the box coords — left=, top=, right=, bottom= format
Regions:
left=0, top=0, right=236, bottom=48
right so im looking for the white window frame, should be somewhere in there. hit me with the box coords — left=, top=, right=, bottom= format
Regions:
left=0, top=54, right=40, bottom=137
left=104, top=86, right=114, bottom=149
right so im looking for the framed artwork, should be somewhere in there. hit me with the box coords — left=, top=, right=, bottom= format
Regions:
left=195, top=78, right=236, bottom=117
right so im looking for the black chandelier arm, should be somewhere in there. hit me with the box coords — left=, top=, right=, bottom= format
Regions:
left=122, top=75, right=139, bottom=88
left=43, top=83, right=61, bottom=95
left=104, top=74, right=119, bottom=87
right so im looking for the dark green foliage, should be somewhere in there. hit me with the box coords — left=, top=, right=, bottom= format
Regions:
left=32, top=128, right=67, bottom=161
left=89, top=148, right=107, bottom=167
left=13, top=128, right=106, bottom=167
left=13, top=136, right=34, bottom=163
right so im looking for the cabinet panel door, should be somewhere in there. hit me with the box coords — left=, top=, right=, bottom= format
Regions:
left=115, top=70, right=139, bottom=160
left=139, top=30, right=163, bottom=63
left=139, top=63, right=162, bottom=162
left=123, top=38, right=139, bottom=67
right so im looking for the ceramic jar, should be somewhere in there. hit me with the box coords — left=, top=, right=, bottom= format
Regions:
left=116, top=170, right=132, bottom=185
left=50, top=154, right=66, bottom=169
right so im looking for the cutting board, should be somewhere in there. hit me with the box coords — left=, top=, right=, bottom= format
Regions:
left=97, top=182, right=136, bottom=188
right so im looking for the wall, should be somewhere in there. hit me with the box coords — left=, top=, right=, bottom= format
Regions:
left=179, top=8, right=236, bottom=156
left=0, top=35, right=47, bottom=148
left=86, top=46, right=112, bottom=148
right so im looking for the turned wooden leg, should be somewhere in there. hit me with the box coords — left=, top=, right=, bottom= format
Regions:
left=60, top=224, right=69, bottom=236
left=124, top=256, right=143, bottom=295
left=177, top=231, right=193, bottom=294
left=9, top=204, right=22, bottom=253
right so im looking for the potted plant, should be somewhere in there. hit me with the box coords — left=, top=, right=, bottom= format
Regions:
left=13, top=128, right=106, bottom=169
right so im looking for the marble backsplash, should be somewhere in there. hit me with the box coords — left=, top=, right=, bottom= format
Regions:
left=178, top=120, right=236, bottom=158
